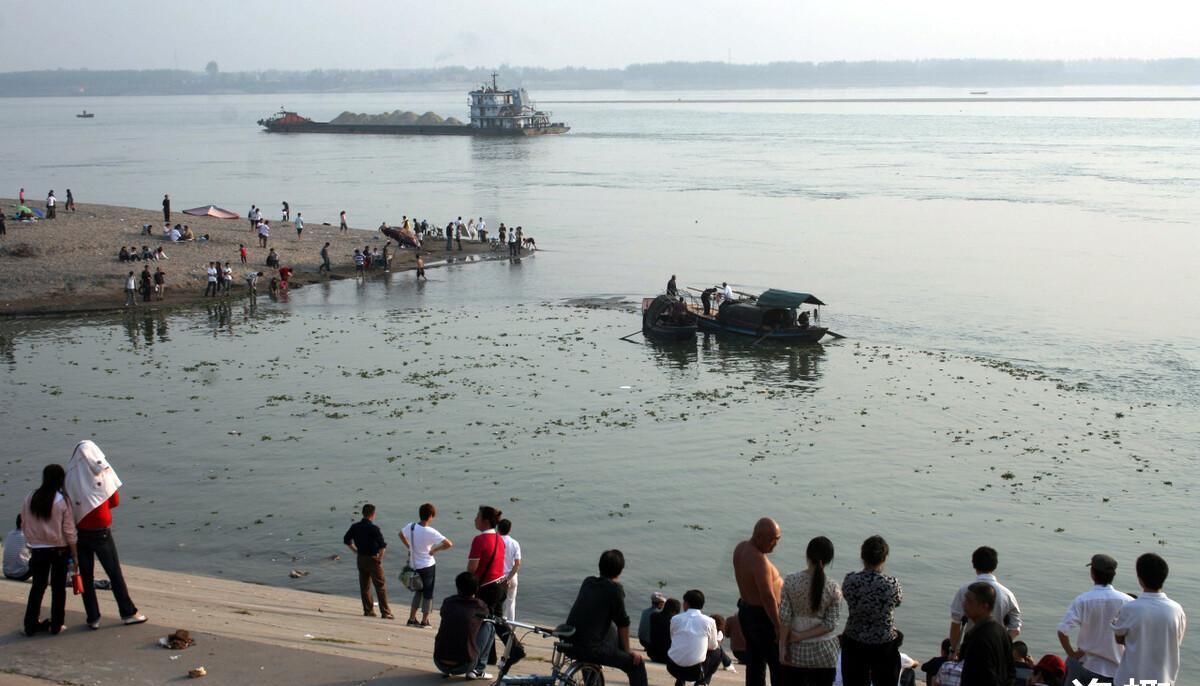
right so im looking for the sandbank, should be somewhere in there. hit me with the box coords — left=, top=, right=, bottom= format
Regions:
left=0, top=199, right=521, bottom=317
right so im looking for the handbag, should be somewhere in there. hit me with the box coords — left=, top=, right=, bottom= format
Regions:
left=399, top=524, right=424, bottom=592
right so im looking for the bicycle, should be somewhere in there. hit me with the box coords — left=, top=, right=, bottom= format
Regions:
left=482, top=615, right=606, bottom=686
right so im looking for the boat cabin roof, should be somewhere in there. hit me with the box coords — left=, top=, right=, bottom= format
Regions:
left=756, top=289, right=826, bottom=308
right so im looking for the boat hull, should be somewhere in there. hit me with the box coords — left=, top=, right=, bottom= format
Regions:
left=259, top=122, right=569, bottom=136
left=643, top=323, right=698, bottom=341
left=696, top=315, right=827, bottom=343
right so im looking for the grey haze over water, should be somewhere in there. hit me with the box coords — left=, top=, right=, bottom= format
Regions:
left=0, top=88, right=1197, bottom=671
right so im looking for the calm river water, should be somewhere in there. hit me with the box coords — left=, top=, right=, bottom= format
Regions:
left=0, top=87, right=1196, bottom=670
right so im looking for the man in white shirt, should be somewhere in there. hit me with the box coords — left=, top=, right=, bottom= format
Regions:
left=477, top=217, right=487, bottom=242
left=721, top=282, right=734, bottom=303
left=498, top=519, right=522, bottom=620
left=667, top=589, right=722, bottom=686
left=948, top=546, right=1021, bottom=655
left=3, top=514, right=33, bottom=580
left=1112, top=553, right=1186, bottom=686
left=204, top=263, right=219, bottom=297
left=124, top=272, right=137, bottom=306
left=1056, top=554, right=1133, bottom=685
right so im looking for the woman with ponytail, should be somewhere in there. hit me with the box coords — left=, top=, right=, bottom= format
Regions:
left=21, top=464, right=79, bottom=636
left=778, top=536, right=842, bottom=686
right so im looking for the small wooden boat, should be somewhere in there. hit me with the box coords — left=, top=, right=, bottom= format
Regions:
left=76, top=110, right=94, bottom=118
left=642, top=295, right=697, bottom=341
left=694, top=288, right=829, bottom=343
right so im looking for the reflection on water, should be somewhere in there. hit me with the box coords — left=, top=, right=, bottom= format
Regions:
left=697, top=333, right=825, bottom=388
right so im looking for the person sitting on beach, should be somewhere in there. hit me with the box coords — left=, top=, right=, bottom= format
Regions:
left=433, top=571, right=494, bottom=680
left=638, top=591, right=666, bottom=651
left=265, top=249, right=279, bottom=268
left=179, top=226, right=194, bottom=241
left=666, top=589, right=724, bottom=686
left=647, top=597, right=680, bottom=663
left=154, top=246, right=167, bottom=260
left=564, top=549, right=648, bottom=686
left=141, top=246, right=153, bottom=261
left=4, top=514, right=33, bottom=581
left=168, top=226, right=181, bottom=242
left=118, top=246, right=131, bottom=262
left=1028, top=655, right=1066, bottom=686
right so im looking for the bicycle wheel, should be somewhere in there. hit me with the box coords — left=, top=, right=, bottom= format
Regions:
left=560, top=662, right=604, bottom=686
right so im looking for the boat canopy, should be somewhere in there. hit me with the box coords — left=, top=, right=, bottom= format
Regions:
left=756, top=289, right=826, bottom=308
left=719, top=303, right=794, bottom=329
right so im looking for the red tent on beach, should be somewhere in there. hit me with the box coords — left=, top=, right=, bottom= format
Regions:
left=183, top=205, right=240, bottom=219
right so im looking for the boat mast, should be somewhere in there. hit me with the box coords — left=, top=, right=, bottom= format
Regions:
left=491, top=71, right=498, bottom=91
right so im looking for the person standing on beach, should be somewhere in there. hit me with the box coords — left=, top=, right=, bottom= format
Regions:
left=343, top=503, right=393, bottom=619
left=1056, top=554, right=1132, bottom=686
left=445, top=221, right=454, bottom=251
left=733, top=518, right=784, bottom=686
left=467, top=506, right=507, bottom=619
left=319, top=242, right=332, bottom=274
left=124, top=271, right=136, bottom=307
left=498, top=518, right=522, bottom=621
left=778, top=536, right=841, bottom=686
left=415, top=253, right=426, bottom=280
left=1111, top=553, right=1186, bottom=686
left=281, top=201, right=289, bottom=222
left=958, top=583, right=1013, bottom=686
left=21, top=464, right=78, bottom=636
left=339, top=210, right=348, bottom=234
left=564, top=549, right=648, bottom=686
left=257, top=219, right=270, bottom=248
left=248, top=205, right=257, bottom=232
left=294, top=212, right=303, bottom=240
left=477, top=217, right=487, bottom=243
left=153, top=267, right=165, bottom=300
left=139, top=265, right=152, bottom=302
left=353, top=249, right=365, bottom=277
left=204, top=263, right=218, bottom=297
left=161, top=194, right=170, bottom=223
left=65, top=440, right=147, bottom=629
left=65, top=189, right=75, bottom=212
left=1, top=212, right=7, bottom=236
left=46, top=191, right=56, bottom=219
left=222, top=263, right=234, bottom=294
left=19, top=187, right=25, bottom=204
left=239, top=244, right=248, bottom=265
left=948, top=546, right=1021, bottom=656
left=841, top=535, right=903, bottom=686
left=399, top=502, right=452, bottom=627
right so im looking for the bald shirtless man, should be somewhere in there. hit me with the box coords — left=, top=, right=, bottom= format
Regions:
left=733, top=518, right=783, bottom=686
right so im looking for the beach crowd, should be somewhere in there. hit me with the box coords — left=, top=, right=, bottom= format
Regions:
left=5, top=460, right=1186, bottom=686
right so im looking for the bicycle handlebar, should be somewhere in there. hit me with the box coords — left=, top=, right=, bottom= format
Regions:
left=477, top=614, right=574, bottom=638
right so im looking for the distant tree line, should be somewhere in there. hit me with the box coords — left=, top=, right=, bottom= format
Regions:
left=2, top=59, right=1199, bottom=96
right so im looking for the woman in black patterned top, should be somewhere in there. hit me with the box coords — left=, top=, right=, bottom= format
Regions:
left=779, top=536, right=842, bottom=686
left=841, top=535, right=903, bottom=686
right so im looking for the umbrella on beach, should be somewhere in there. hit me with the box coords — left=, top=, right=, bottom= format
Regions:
left=183, top=205, right=240, bottom=219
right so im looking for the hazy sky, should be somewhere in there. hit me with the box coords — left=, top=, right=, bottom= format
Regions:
left=1, top=0, right=1195, bottom=72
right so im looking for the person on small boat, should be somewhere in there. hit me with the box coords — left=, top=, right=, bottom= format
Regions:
left=721, top=282, right=734, bottom=303
left=798, top=311, right=810, bottom=329
left=701, top=287, right=717, bottom=316
left=666, top=275, right=678, bottom=296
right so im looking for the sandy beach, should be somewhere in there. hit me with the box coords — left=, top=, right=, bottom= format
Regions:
left=0, top=564, right=740, bottom=686
left=0, top=199, right=516, bottom=316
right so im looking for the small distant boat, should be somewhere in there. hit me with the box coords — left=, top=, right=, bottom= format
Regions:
left=694, top=288, right=830, bottom=343
left=76, top=110, right=95, bottom=118
left=969, top=91, right=989, bottom=96
left=642, top=295, right=698, bottom=341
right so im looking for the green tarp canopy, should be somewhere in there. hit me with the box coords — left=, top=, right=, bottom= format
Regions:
left=755, top=289, right=826, bottom=308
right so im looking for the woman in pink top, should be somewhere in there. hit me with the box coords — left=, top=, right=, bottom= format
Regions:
left=21, top=464, right=78, bottom=636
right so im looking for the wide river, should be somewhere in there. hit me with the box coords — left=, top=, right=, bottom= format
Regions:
left=0, top=86, right=1197, bottom=671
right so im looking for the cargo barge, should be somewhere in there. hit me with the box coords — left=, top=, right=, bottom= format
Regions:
left=257, top=74, right=569, bottom=137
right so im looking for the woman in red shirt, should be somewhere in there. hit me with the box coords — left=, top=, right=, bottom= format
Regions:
left=65, top=440, right=146, bottom=629
left=467, top=506, right=509, bottom=666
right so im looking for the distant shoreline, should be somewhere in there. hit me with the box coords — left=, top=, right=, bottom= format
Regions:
left=541, top=95, right=1200, bottom=105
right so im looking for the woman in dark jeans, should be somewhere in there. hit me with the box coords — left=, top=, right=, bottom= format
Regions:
left=399, top=502, right=452, bottom=627
left=21, top=464, right=79, bottom=636
left=840, top=535, right=903, bottom=686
